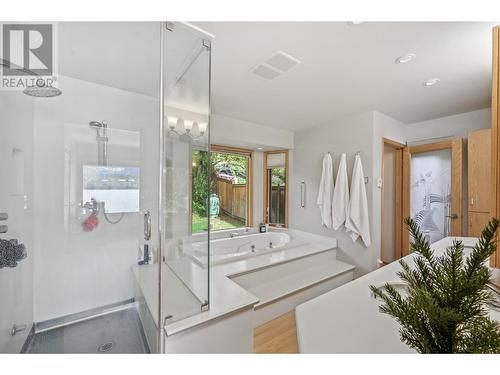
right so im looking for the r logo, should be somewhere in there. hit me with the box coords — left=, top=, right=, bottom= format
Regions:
left=2, top=24, right=53, bottom=76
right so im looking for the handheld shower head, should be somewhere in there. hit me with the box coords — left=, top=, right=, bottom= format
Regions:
left=89, top=121, right=106, bottom=129
left=89, top=121, right=108, bottom=141
left=89, top=120, right=109, bottom=166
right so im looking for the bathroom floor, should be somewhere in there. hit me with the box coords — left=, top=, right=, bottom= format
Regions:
left=254, top=311, right=299, bottom=354
left=26, top=307, right=149, bottom=354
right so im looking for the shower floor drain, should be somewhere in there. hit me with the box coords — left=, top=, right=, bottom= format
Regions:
left=98, top=341, right=115, bottom=353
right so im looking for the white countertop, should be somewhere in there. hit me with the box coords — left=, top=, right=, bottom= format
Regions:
left=134, top=229, right=348, bottom=336
left=295, top=237, right=500, bottom=353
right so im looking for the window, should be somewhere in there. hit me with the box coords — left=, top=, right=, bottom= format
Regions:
left=191, top=146, right=253, bottom=233
left=191, top=145, right=253, bottom=233
left=264, top=150, right=288, bottom=227
left=82, top=165, right=140, bottom=213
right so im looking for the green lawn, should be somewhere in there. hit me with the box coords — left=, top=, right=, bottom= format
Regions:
left=192, top=212, right=245, bottom=233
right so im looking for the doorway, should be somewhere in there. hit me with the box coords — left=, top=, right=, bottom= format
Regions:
left=402, top=139, right=464, bottom=257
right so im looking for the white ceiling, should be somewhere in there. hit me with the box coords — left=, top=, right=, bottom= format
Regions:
left=58, top=22, right=160, bottom=97
left=58, top=22, right=497, bottom=132
left=196, top=22, right=496, bottom=130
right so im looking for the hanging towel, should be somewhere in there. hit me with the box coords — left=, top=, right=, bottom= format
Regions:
left=345, top=154, right=371, bottom=247
left=331, top=153, right=350, bottom=230
left=316, top=152, right=334, bottom=228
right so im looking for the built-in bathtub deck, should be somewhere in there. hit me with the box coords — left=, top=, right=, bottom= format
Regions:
left=133, top=229, right=355, bottom=342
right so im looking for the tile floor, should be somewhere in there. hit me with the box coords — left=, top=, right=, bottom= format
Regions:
left=26, top=307, right=149, bottom=354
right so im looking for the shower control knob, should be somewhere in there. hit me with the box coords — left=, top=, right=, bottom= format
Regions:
left=0, top=225, right=8, bottom=234
left=0, top=212, right=7, bottom=221
left=10, top=324, right=27, bottom=336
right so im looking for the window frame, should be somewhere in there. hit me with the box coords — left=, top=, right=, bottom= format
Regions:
left=263, top=150, right=289, bottom=227
left=190, top=144, right=254, bottom=234
left=211, top=144, right=254, bottom=229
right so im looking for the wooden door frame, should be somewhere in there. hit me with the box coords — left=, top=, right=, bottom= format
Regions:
left=381, top=138, right=406, bottom=262
left=491, top=25, right=500, bottom=268
left=401, top=139, right=464, bottom=257
left=263, top=150, right=289, bottom=227
left=211, top=144, right=254, bottom=227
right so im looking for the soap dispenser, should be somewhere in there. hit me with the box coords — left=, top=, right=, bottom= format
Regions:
left=138, top=244, right=151, bottom=265
left=259, top=222, right=267, bottom=233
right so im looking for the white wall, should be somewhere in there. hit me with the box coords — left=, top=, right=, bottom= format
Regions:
left=290, top=111, right=377, bottom=276
left=371, top=112, right=406, bottom=269
left=32, top=76, right=160, bottom=321
left=290, top=110, right=411, bottom=276
left=211, top=114, right=294, bottom=228
left=252, top=151, right=264, bottom=225
left=289, top=108, right=490, bottom=277
left=405, top=108, right=490, bottom=142
left=211, top=114, right=294, bottom=150
left=0, top=91, right=35, bottom=353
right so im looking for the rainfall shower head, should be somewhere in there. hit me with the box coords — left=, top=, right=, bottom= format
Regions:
left=23, top=83, right=62, bottom=98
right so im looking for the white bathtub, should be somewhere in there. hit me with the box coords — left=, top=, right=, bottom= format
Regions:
left=190, top=231, right=293, bottom=266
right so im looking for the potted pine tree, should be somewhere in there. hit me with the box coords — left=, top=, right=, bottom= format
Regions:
left=370, top=217, right=500, bottom=353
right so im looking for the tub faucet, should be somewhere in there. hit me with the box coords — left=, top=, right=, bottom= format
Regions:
left=236, top=240, right=256, bottom=252
left=229, top=232, right=239, bottom=238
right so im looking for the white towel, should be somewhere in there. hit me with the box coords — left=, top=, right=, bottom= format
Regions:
left=345, top=154, right=371, bottom=247
left=316, top=153, right=334, bottom=228
left=331, top=153, right=349, bottom=230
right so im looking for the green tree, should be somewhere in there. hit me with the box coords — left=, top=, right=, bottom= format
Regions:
left=211, top=152, right=247, bottom=184
left=191, top=150, right=213, bottom=217
left=191, top=150, right=248, bottom=217
left=370, top=217, right=500, bottom=353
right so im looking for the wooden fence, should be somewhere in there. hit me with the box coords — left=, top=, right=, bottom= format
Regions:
left=216, top=177, right=247, bottom=221
left=270, top=186, right=286, bottom=224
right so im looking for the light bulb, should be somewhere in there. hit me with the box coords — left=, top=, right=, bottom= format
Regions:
left=167, top=116, right=178, bottom=130
left=184, top=120, right=193, bottom=133
left=198, top=122, right=207, bottom=135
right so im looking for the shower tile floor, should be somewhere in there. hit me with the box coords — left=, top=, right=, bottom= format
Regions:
left=26, top=307, right=149, bottom=354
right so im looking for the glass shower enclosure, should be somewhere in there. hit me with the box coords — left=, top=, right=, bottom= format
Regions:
left=0, top=21, right=211, bottom=354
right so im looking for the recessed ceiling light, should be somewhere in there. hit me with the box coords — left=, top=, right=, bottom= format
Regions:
left=347, top=21, right=364, bottom=25
left=257, top=147, right=263, bottom=150
left=423, top=78, right=440, bottom=86
left=395, top=53, right=416, bottom=64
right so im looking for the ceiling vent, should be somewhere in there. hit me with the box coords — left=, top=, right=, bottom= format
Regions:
left=250, top=50, right=301, bottom=80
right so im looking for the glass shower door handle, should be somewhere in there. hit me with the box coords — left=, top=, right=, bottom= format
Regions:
left=144, top=211, right=151, bottom=241
left=446, top=213, right=459, bottom=220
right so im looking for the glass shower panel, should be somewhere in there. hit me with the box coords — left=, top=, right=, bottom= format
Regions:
left=162, top=22, right=211, bottom=327
left=410, top=149, right=452, bottom=244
